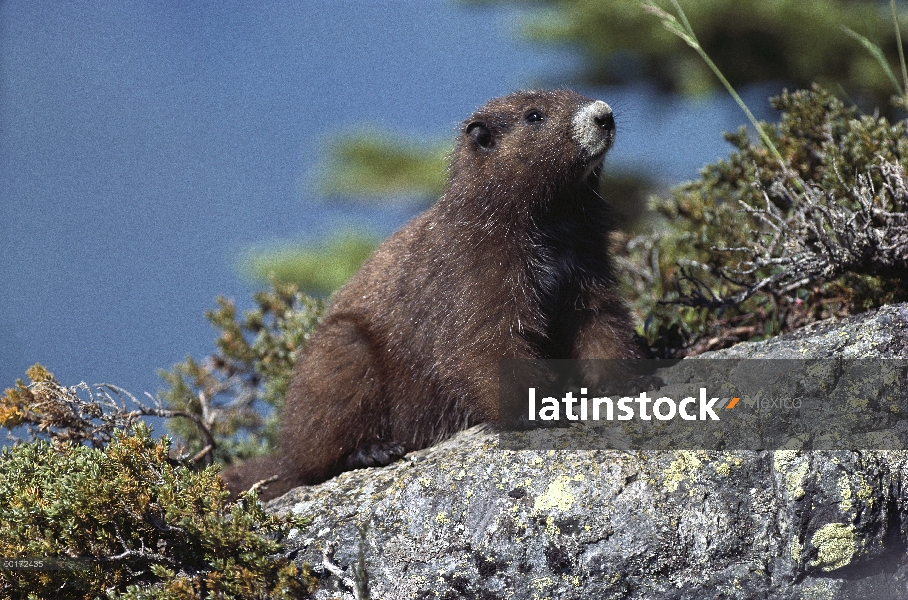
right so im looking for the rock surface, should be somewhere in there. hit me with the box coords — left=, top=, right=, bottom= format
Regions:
left=269, top=303, right=908, bottom=599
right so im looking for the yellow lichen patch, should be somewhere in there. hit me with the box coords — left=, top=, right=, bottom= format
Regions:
left=773, top=450, right=809, bottom=500
left=856, top=475, right=874, bottom=507
left=881, top=362, right=901, bottom=386
left=846, top=390, right=869, bottom=410
left=838, top=474, right=853, bottom=513
left=435, top=511, right=449, bottom=525
left=544, top=515, right=559, bottom=536
left=809, top=524, right=856, bottom=571
left=715, top=456, right=742, bottom=477
left=773, top=449, right=797, bottom=472
left=531, top=576, right=554, bottom=591
left=787, top=462, right=810, bottom=499
left=798, top=582, right=839, bottom=600
left=663, top=451, right=704, bottom=493
left=534, top=476, right=575, bottom=512
left=790, top=535, right=802, bottom=563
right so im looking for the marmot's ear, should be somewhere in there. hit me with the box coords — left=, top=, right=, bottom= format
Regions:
left=466, top=121, right=494, bottom=150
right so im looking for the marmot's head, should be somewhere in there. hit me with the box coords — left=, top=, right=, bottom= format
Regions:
left=448, top=90, right=615, bottom=199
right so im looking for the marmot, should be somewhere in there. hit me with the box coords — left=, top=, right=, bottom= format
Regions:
left=223, top=90, right=640, bottom=500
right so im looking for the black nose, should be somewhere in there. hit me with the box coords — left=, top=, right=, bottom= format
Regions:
left=594, top=111, right=615, bottom=131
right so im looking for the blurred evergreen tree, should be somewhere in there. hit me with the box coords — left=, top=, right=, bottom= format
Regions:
left=501, top=0, right=904, bottom=101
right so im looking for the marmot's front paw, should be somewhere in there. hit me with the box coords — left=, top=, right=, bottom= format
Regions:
left=344, top=443, right=406, bottom=470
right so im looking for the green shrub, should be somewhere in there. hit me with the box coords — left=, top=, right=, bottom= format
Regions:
left=620, top=85, right=908, bottom=355
left=159, top=283, right=324, bottom=466
left=0, top=367, right=315, bottom=598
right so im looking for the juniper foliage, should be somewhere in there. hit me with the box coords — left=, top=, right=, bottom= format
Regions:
left=159, top=283, right=324, bottom=465
left=620, top=86, right=908, bottom=355
left=0, top=368, right=315, bottom=599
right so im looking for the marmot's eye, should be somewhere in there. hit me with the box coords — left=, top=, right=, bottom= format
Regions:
left=524, top=109, right=545, bottom=123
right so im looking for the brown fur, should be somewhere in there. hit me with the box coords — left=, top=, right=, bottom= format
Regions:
left=222, top=90, right=640, bottom=500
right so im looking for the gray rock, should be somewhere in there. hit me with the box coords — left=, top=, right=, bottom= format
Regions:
left=701, top=302, right=908, bottom=360
left=269, top=303, right=908, bottom=599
